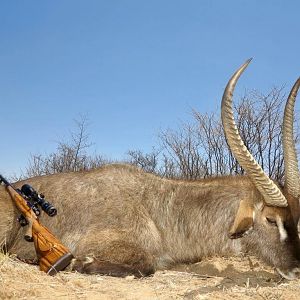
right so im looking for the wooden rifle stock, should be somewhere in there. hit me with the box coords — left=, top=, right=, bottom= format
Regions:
left=2, top=179, right=73, bottom=275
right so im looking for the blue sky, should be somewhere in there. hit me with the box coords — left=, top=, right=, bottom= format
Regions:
left=0, top=1, right=299, bottom=176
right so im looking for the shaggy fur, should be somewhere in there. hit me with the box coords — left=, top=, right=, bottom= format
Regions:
left=0, top=164, right=300, bottom=277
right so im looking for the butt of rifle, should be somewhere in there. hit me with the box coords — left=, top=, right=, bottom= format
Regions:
left=44, top=252, right=74, bottom=275
left=39, top=251, right=74, bottom=275
left=33, top=226, right=74, bottom=275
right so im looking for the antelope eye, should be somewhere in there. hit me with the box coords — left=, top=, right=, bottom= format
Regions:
left=266, top=217, right=277, bottom=226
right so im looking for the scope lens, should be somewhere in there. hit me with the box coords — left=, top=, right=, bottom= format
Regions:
left=47, top=207, right=57, bottom=217
left=21, top=184, right=35, bottom=197
left=41, top=202, right=57, bottom=216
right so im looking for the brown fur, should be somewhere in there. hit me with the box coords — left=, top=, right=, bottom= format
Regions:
left=0, top=164, right=300, bottom=277
left=229, top=199, right=254, bottom=238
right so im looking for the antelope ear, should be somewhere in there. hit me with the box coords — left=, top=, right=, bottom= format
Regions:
left=229, top=199, right=254, bottom=239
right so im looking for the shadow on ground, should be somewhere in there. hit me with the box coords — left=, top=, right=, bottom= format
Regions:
left=171, top=258, right=281, bottom=298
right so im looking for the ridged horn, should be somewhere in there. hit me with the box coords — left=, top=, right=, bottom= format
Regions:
left=221, top=59, right=287, bottom=207
left=283, top=78, right=300, bottom=198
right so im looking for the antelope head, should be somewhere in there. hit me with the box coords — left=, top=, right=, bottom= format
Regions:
left=222, top=59, right=300, bottom=279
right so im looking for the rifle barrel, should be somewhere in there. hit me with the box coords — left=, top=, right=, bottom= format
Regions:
left=0, top=174, right=11, bottom=187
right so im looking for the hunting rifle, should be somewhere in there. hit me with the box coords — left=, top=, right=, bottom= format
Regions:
left=0, top=174, right=73, bottom=275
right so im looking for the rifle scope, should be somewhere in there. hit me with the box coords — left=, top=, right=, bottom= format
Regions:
left=21, top=184, right=57, bottom=217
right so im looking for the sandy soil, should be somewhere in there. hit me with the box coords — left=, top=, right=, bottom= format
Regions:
left=1, top=252, right=300, bottom=300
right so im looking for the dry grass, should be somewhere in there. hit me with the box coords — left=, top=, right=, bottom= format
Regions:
left=1, top=253, right=300, bottom=299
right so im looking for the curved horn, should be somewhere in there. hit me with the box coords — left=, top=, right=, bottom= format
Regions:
left=221, top=59, right=287, bottom=207
left=283, top=78, right=300, bottom=198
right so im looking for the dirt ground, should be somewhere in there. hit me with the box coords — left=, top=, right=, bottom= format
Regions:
left=1, top=252, right=300, bottom=300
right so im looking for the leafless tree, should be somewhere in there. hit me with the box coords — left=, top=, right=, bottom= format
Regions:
left=24, top=116, right=108, bottom=178
left=21, top=87, right=299, bottom=183
left=128, top=87, right=299, bottom=181
left=127, top=148, right=160, bottom=174
left=158, top=124, right=207, bottom=179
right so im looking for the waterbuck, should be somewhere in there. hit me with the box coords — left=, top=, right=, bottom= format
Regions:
left=1, top=60, right=300, bottom=279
